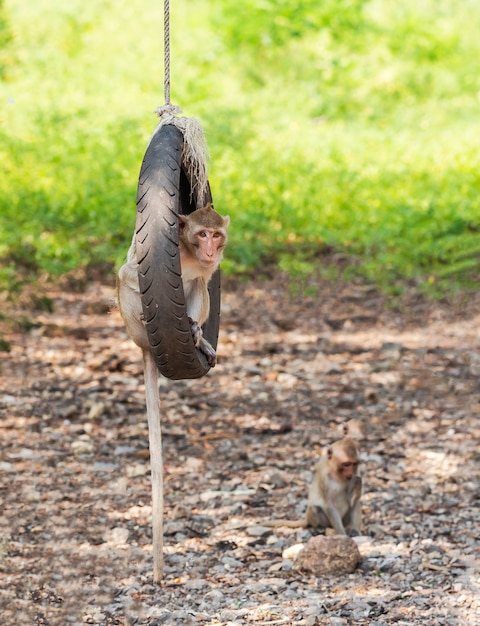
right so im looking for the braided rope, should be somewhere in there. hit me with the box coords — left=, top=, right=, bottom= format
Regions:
left=153, top=0, right=210, bottom=206
left=163, top=0, right=170, bottom=106
left=154, top=0, right=180, bottom=121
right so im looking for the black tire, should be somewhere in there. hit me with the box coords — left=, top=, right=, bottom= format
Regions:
left=135, top=124, right=220, bottom=380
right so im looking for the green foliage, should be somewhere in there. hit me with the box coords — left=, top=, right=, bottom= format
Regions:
left=1, top=0, right=480, bottom=296
left=0, top=0, right=13, bottom=79
left=210, top=0, right=368, bottom=49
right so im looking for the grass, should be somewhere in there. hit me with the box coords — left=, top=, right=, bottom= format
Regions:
left=1, top=0, right=480, bottom=296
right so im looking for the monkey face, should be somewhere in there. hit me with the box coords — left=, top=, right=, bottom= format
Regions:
left=339, top=461, right=358, bottom=481
left=195, top=229, right=226, bottom=267
left=179, top=210, right=229, bottom=271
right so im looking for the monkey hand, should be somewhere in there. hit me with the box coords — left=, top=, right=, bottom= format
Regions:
left=352, top=475, right=362, bottom=488
left=188, top=318, right=203, bottom=347
left=349, top=475, right=362, bottom=507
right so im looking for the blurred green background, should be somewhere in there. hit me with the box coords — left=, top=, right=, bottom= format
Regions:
left=1, top=0, right=480, bottom=295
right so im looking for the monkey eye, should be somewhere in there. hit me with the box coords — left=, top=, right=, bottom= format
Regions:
left=198, top=231, right=208, bottom=238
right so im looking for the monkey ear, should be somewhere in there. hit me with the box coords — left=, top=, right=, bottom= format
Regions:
left=223, top=215, right=230, bottom=228
left=178, top=214, right=188, bottom=229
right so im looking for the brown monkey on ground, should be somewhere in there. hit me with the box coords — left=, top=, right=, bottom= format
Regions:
left=264, top=436, right=362, bottom=535
left=116, top=203, right=229, bottom=582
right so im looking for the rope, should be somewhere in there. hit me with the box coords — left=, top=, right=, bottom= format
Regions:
left=163, top=0, right=170, bottom=106
left=153, top=0, right=210, bottom=206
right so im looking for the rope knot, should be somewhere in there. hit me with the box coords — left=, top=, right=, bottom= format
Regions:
left=154, top=103, right=183, bottom=122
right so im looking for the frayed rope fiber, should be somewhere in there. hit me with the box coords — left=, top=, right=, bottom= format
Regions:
left=153, top=104, right=210, bottom=207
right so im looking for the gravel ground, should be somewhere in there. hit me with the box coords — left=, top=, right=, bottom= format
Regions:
left=1, top=273, right=479, bottom=625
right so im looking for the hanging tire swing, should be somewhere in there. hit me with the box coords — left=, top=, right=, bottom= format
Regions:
left=135, top=123, right=220, bottom=380
left=116, top=0, right=225, bottom=584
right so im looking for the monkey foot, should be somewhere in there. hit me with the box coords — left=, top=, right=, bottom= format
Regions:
left=199, top=340, right=216, bottom=367
left=188, top=318, right=216, bottom=367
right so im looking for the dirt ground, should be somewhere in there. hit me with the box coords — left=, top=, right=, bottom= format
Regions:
left=1, top=270, right=479, bottom=625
